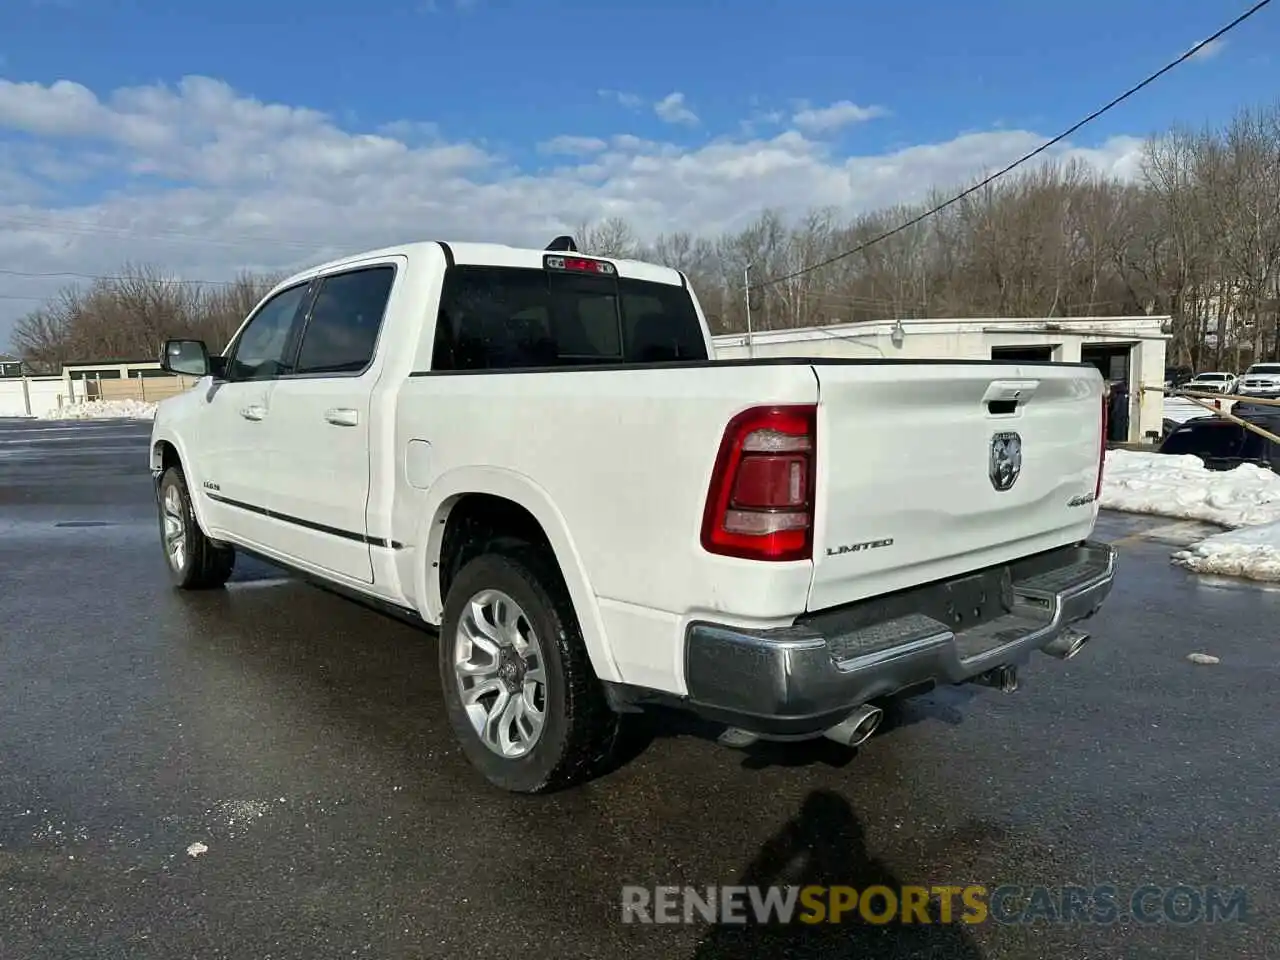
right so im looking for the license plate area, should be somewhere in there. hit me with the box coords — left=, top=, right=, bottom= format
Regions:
left=939, top=570, right=1014, bottom=632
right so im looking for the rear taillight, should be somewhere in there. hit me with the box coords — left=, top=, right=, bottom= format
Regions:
left=1095, top=387, right=1109, bottom=498
left=701, top=405, right=816, bottom=562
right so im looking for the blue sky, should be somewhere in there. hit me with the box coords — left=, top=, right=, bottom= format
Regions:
left=5, top=0, right=1269, bottom=157
left=0, top=0, right=1275, bottom=352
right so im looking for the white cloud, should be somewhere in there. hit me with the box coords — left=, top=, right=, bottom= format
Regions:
left=1190, top=37, right=1227, bottom=61
left=538, top=135, right=608, bottom=156
left=0, top=74, right=1147, bottom=348
left=654, top=92, right=699, bottom=126
left=598, top=89, right=644, bottom=110
left=792, top=100, right=887, bottom=134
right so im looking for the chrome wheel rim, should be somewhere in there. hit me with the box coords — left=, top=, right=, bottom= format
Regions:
left=453, top=589, right=547, bottom=759
left=162, top=484, right=187, bottom=571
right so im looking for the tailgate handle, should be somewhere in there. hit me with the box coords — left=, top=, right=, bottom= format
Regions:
left=983, top=379, right=1039, bottom=415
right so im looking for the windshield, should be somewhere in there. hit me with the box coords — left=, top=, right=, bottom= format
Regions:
left=1248, top=365, right=1280, bottom=375
left=1194, top=373, right=1228, bottom=381
left=431, top=266, right=708, bottom=371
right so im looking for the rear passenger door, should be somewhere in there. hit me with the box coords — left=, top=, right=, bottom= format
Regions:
left=259, top=260, right=400, bottom=584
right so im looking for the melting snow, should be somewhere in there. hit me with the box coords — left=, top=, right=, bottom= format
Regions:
left=38, top=399, right=158, bottom=420
left=1100, top=450, right=1280, bottom=528
left=1101, top=449, right=1280, bottom=581
left=1171, top=521, right=1280, bottom=583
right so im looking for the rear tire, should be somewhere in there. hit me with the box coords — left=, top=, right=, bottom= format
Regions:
left=438, top=548, right=619, bottom=793
left=158, top=465, right=235, bottom=590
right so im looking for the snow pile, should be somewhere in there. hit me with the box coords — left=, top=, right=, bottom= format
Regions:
left=38, top=399, right=158, bottom=420
left=1100, top=449, right=1280, bottom=528
left=1101, top=449, right=1280, bottom=581
left=1172, top=521, right=1280, bottom=582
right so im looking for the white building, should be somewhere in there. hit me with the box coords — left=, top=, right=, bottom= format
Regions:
left=712, top=315, right=1169, bottom=444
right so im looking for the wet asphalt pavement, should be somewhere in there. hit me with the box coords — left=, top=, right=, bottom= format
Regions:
left=1, top=418, right=1277, bottom=960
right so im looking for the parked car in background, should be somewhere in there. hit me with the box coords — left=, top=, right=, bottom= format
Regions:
left=1184, top=371, right=1237, bottom=394
left=1237, top=363, right=1280, bottom=397
left=1158, top=402, right=1280, bottom=472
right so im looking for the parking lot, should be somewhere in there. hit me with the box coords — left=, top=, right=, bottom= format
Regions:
left=2, top=417, right=1277, bottom=959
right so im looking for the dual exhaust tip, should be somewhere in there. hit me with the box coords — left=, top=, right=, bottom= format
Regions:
left=1043, top=628, right=1090, bottom=661
left=821, top=703, right=884, bottom=748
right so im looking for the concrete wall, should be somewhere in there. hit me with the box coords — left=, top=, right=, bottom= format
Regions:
left=712, top=317, right=1169, bottom=443
left=0, top=377, right=73, bottom=417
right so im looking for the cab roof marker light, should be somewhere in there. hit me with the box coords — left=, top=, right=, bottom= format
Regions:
left=544, top=255, right=616, bottom=276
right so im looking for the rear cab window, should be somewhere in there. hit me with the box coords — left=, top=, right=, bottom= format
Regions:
left=294, top=265, right=396, bottom=375
left=431, top=262, right=708, bottom=371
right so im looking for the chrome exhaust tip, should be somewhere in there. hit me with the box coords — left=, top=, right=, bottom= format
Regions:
left=1043, top=628, right=1090, bottom=661
left=822, top=703, right=884, bottom=748
left=972, top=664, right=1019, bottom=693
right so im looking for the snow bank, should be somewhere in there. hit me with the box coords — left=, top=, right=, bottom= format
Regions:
left=1172, top=521, right=1280, bottom=582
left=1100, top=449, right=1280, bottom=529
left=38, top=399, right=158, bottom=420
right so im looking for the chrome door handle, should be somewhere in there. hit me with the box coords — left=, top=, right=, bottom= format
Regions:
left=240, top=405, right=266, bottom=421
left=324, top=408, right=358, bottom=427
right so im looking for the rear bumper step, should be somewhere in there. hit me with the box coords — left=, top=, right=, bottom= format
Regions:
left=672, top=540, right=1115, bottom=738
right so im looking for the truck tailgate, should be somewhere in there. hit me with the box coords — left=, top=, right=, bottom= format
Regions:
left=808, top=361, right=1105, bottom=612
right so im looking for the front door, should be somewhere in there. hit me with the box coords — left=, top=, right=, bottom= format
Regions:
left=257, top=262, right=399, bottom=584
left=194, top=281, right=312, bottom=551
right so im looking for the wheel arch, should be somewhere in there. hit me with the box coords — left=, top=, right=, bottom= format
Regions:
left=150, top=434, right=215, bottom=536
left=411, top=467, right=621, bottom=684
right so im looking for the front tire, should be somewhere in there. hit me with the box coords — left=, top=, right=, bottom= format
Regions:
left=158, top=465, right=235, bottom=589
left=439, top=549, right=619, bottom=793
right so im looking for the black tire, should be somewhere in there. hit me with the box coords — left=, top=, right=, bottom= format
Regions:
left=438, top=548, right=620, bottom=793
left=157, top=465, right=236, bottom=590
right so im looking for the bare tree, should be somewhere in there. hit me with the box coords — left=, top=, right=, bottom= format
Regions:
left=17, top=101, right=1280, bottom=371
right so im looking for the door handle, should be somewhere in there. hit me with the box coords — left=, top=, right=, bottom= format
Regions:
left=240, top=405, right=266, bottom=421
left=324, top=408, right=359, bottom=427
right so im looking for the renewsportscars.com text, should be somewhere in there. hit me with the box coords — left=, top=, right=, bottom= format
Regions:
left=620, top=884, right=1249, bottom=926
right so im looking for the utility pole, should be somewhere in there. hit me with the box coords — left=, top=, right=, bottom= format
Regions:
left=744, top=262, right=754, bottom=359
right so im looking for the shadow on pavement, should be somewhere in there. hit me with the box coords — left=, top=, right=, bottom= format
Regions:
left=690, top=789, right=984, bottom=959
left=603, top=682, right=980, bottom=778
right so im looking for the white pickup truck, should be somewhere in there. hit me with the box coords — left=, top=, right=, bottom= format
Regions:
left=1237, top=362, right=1280, bottom=397
left=151, top=237, right=1116, bottom=793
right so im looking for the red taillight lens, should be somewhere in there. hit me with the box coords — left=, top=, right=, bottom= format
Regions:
left=701, top=405, right=816, bottom=562
left=732, top=454, right=809, bottom=508
left=543, top=254, right=616, bottom=275
left=1095, top=387, right=1109, bottom=498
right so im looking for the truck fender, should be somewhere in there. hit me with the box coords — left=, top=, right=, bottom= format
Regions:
left=150, top=431, right=215, bottom=536
left=410, top=465, right=622, bottom=684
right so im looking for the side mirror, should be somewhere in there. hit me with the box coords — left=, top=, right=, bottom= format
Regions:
left=160, top=339, right=211, bottom=377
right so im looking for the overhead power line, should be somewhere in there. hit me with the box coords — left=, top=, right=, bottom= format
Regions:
left=0, top=267, right=238, bottom=286
left=0, top=1, right=1269, bottom=301
left=0, top=210, right=328, bottom=252
left=751, top=0, right=1275, bottom=293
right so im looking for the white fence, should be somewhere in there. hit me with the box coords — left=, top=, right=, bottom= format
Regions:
left=0, top=376, right=76, bottom=417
